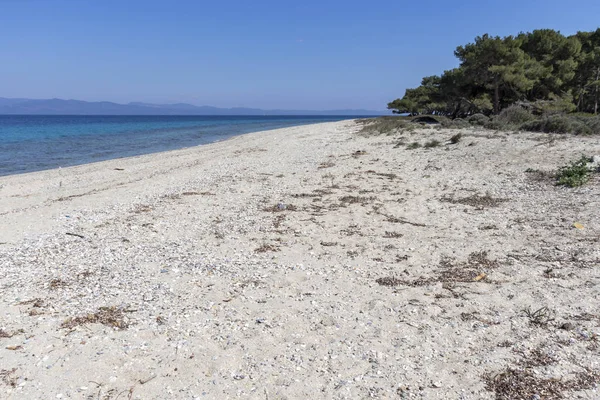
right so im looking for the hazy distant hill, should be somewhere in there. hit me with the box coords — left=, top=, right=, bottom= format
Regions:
left=0, top=98, right=386, bottom=116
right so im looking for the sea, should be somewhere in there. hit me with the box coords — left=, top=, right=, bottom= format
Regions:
left=0, top=115, right=363, bottom=176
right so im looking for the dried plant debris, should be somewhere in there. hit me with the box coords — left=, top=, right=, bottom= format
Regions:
left=291, top=193, right=321, bottom=198
left=484, top=367, right=600, bottom=399
left=383, top=231, right=403, bottom=238
left=320, top=241, right=338, bottom=247
left=273, top=214, right=286, bottom=229
left=522, top=306, right=556, bottom=326
left=312, top=188, right=334, bottom=196
left=438, top=251, right=498, bottom=283
left=133, top=204, right=153, bottom=213
left=525, top=168, right=555, bottom=183
left=18, top=298, right=45, bottom=308
left=0, top=369, right=17, bottom=387
left=442, top=193, right=507, bottom=208
left=572, top=312, right=600, bottom=322
left=0, top=329, right=13, bottom=338
left=382, top=214, right=426, bottom=227
left=377, top=251, right=499, bottom=287
left=375, top=277, right=406, bottom=287
left=254, top=244, right=280, bottom=253
left=48, top=278, right=69, bottom=290
left=263, top=203, right=298, bottom=212
left=318, top=161, right=335, bottom=169
left=517, top=347, right=558, bottom=367
left=340, top=224, right=364, bottom=236
left=61, top=306, right=130, bottom=330
left=460, top=312, right=500, bottom=326
left=376, top=276, right=435, bottom=287
left=339, top=195, right=376, bottom=205
left=468, top=250, right=500, bottom=269
left=365, top=170, right=398, bottom=180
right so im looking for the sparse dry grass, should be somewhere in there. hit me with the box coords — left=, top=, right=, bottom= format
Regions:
left=355, top=117, right=411, bottom=135
left=424, top=139, right=441, bottom=148
left=522, top=306, right=556, bottom=327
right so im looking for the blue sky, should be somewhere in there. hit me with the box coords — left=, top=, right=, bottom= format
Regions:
left=1, top=0, right=599, bottom=110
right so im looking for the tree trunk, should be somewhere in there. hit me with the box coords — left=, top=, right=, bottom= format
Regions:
left=493, top=81, right=500, bottom=114
left=595, top=68, right=599, bottom=115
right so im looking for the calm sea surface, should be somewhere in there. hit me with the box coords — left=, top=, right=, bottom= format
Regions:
left=0, top=115, right=360, bottom=176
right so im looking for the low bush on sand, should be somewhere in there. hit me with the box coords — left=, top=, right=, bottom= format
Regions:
left=556, top=156, right=595, bottom=187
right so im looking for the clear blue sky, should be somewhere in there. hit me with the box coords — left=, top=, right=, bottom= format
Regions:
left=1, top=0, right=599, bottom=110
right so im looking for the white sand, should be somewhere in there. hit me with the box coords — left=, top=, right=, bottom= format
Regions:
left=1, top=120, right=599, bottom=399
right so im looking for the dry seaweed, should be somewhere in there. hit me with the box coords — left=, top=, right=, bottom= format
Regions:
left=484, top=367, right=600, bottom=399
left=383, top=231, right=403, bottom=238
left=442, top=193, right=507, bottom=208
left=61, top=306, right=130, bottom=330
left=0, top=369, right=17, bottom=387
left=49, top=278, right=69, bottom=290
left=263, top=204, right=298, bottom=212
left=339, top=195, right=376, bottom=205
left=254, top=244, right=280, bottom=253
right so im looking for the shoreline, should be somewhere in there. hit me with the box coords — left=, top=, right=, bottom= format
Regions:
left=0, top=116, right=361, bottom=178
left=1, top=120, right=599, bottom=399
left=0, top=120, right=354, bottom=244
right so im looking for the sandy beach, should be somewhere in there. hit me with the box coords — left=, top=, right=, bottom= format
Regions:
left=1, top=120, right=599, bottom=399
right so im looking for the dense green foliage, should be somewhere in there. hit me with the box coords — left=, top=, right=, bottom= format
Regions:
left=388, top=29, right=600, bottom=117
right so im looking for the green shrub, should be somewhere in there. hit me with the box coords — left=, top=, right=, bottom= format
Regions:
left=496, top=105, right=535, bottom=125
left=450, top=133, right=462, bottom=144
left=356, top=117, right=409, bottom=135
left=520, top=115, right=592, bottom=135
left=574, top=115, right=600, bottom=135
left=441, top=118, right=470, bottom=129
left=407, top=142, right=421, bottom=149
left=483, top=118, right=504, bottom=130
left=467, top=113, right=489, bottom=126
left=530, top=96, right=577, bottom=116
left=544, top=115, right=581, bottom=134
left=556, top=156, right=593, bottom=187
left=519, top=119, right=544, bottom=132
left=424, top=139, right=441, bottom=148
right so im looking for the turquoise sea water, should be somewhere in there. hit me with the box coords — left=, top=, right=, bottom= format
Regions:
left=0, top=115, right=360, bottom=176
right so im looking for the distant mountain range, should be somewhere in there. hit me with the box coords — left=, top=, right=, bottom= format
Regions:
left=0, top=97, right=387, bottom=116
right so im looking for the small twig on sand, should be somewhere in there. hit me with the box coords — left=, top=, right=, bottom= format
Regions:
left=139, top=374, right=157, bottom=385
left=65, top=232, right=85, bottom=239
